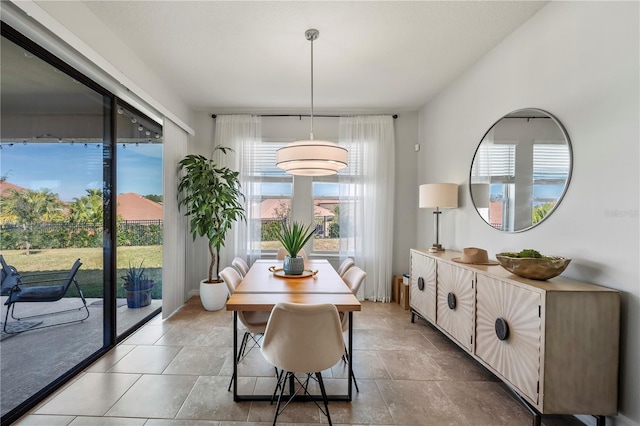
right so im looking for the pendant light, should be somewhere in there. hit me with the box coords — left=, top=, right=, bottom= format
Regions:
left=276, top=29, right=348, bottom=176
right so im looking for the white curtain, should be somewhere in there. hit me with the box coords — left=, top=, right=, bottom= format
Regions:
left=338, top=115, right=395, bottom=302
left=213, top=115, right=262, bottom=268
left=162, top=118, right=188, bottom=318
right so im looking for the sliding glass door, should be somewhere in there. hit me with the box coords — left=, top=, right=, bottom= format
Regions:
left=0, top=24, right=162, bottom=423
left=115, top=103, right=163, bottom=336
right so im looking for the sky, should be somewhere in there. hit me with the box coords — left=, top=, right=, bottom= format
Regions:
left=0, top=143, right=162, bottom=202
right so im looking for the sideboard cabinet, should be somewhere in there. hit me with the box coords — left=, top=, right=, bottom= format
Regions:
left=409, top=249, right=620, bottom=419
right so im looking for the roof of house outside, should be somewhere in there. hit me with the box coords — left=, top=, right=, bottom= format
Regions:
left=258, top=199, right=335, bottom=220
left=117, top=193, right=163, bottom=221
left=0, top=181, right=25, bottom=196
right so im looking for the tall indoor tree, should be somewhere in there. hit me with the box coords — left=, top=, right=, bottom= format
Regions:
left=178, top=146, right=245, bottom=310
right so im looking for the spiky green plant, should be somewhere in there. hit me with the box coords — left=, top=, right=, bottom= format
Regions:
left=121, top=261, right=151, bottom=290
left=276, top=221, right=315, bottom=258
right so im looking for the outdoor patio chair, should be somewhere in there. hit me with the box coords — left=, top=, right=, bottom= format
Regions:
left=3, top=258, right=90, bottom=334
left=1, top=255, right=22, bottom=296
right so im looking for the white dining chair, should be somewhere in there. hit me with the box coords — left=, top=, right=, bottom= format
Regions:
left=261, top=302, right=344, bottom=425
left=231, top=256, right=250, bottom=278
left=337, top=257, right=355, bottom=277
left=220, top=266, right=272, bottom=391
left=339, top=265, right=367, bottom=392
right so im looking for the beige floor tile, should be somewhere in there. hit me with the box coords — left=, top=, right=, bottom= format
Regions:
left=378, top=349, right=449, bottom=381
left=175, top=376, right=252, bottom=421
left=247, top=399, right=321, bottom=423
left=429, top=350, right=498, bottom=382
left=199, top=326, right=235, bottom=347
left=35, top=373, right=140, bottom=416
left=84, top=345, right=136, bottom=373
left=108, top=345, right=182, bottom=374
left=163, top=346, right=229, bottom=376
left=376, top=379, right=470, bottom=425
left=68, top=416, right=147, bottom=425
left=145, top=420, right=220, bottom=426
left=13, top=414, right=75, bottom=425
left=123, top=324, right=173, bottom=345
left=319, top=379, right=394, bottom=425
left=105, top=374, right=198, bottom=418
left=352, top=328, right=437, bottom=351
left=153, top=325, right=215, bottom=346
left=437, top=381, right=531, bottom=426
left=330, top=350, right=391, bottom=380
left=219, top=350, right=279, bottom=379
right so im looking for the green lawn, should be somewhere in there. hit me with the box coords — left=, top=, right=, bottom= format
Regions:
left=1, top=246, right=163, bottom=298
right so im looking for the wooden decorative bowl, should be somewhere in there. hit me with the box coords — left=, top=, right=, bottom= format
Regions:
left=495, top=254, right=571, bottom=280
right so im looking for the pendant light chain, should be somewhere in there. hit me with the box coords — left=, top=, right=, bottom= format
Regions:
left=307, top=29, right=318, bottom=141
left=310, top=34, right=314, bottom=141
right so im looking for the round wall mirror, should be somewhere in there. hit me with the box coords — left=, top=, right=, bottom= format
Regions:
left=469, top=108, right=572, bottom=232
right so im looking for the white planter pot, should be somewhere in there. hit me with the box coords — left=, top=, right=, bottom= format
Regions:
left=199, top=279, right=229, bottom=311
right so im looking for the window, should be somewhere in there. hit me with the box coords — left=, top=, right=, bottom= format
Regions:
left=245, top=141, right=292, bottom=252
left=312, top=179, right=339, bottom=252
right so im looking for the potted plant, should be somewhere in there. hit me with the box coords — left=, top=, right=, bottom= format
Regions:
left=276, top=221, right=315, bottom=275
left=121, top=261, right=155, bottom=308
left=178, top=145, right=246, bottom=311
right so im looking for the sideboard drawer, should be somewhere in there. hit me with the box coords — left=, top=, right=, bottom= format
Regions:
left=436, top=261, right=474, bottom=352
left=410, top=250, right=436, bottom=322
left=475, top=273, right=542, bottom=403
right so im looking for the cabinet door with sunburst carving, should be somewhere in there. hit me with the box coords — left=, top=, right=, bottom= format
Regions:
left=436, top=261, right=475, bottom=351
left=475, top=273, right=542, bottom=403
left=410, top=251, right=437, bottom=322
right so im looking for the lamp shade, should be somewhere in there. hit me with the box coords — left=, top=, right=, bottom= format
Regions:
left=276, top=140, right=348, bottom=176
left=419, top=183, right=458, bottom=209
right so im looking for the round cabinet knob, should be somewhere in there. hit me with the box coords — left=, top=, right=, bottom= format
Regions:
left=418, top=277, right=425, bottom=291
left=447, top=292, right=456, bottom=310
left=495, top=317, right=510, bottom=341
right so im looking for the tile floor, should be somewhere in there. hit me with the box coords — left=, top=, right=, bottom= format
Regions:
left=14, top=297, right=585, bottom=426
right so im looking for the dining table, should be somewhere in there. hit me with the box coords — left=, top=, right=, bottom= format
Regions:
left=225, top=258, right=361, bottom=402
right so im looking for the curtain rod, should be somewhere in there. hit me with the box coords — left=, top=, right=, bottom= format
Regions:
left=211, top=113, right=398, bottom=119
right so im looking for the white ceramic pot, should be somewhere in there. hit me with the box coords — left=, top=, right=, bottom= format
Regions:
left=199, top=279, right=229, bottom=311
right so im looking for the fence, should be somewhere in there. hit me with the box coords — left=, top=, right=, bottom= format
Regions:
left=0, top=220, right=163, bottom=250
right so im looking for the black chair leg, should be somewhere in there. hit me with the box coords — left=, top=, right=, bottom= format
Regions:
left=316, top=371, right=332, bottom=426
left=271, top=368, right=285, bottom=404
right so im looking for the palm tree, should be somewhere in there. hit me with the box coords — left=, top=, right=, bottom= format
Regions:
left=69, top=189, right=103, bottom=223
left=2, top=188, right=63, bottom=254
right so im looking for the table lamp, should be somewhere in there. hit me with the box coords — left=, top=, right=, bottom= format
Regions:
left=419, top=183, right=458, bottom=251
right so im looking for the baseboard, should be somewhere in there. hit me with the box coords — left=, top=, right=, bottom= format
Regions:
left=187, top=289, right=200, bottom=298
left=576, top=413, right=639, bottom=426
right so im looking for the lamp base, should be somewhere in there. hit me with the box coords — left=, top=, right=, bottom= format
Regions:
left=429, top=244, right=444, bottom=252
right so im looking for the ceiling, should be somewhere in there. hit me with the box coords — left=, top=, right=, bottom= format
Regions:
left=78, top=1, right=548, bottom=114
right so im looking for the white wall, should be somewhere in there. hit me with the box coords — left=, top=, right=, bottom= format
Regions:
left=417, top=2, right=639, bottom=425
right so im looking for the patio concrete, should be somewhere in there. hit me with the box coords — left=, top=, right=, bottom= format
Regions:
left=0, top=296, right=160, bottom=417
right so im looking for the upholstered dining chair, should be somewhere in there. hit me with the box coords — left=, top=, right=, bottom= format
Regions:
left=231, top=256, right=250, bottom=278
left=336, top=257, right=355, bottom=277
left=219, top=266, right=272, bottom=391
left=339, top=265, right=367, bottom=392
left=276, top=247, right=308, bottom=260
left=261, top=302, right=344, bottom=425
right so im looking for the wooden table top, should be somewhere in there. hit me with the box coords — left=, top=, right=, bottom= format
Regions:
left=234, top=259, right=353, bottom=294
left=226, top=292, right=362, bottom=312
left=226, top=259, right=361, bottom=312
